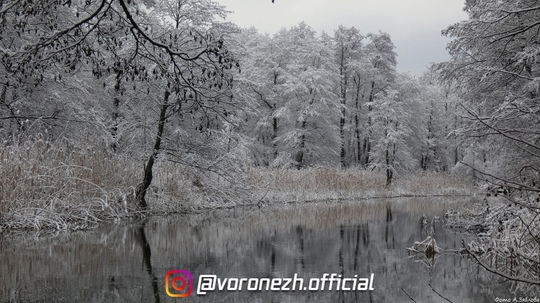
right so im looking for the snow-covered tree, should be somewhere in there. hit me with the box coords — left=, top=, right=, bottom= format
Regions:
left=369, top=75, right=417, bottom=186
left=361, top=32, right=398, bottom=167
left=415, top=67, right=460, bottom=172
left=439, top=0, right=540, bottom=183
left=229, top=28, right=285, bottom=166
left=272, top=23, right=340, bottom=168
left=439, top=0, right=540, bottom=288
left=233, top=24, right=341, bottom=168
left=333, top=26, right=364, bottom=167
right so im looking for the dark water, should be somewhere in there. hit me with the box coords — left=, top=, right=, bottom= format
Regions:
left=0, top=198, right=524, bottom=302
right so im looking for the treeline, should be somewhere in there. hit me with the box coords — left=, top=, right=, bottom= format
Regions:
left=231, top=24, right=462, bottom=185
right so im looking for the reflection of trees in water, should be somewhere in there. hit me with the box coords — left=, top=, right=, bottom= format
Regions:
left=134, top=221, right=161, bottom=303
left=0, top=197, right=518, bottom=302
left=0, top=225, right=159, bottom=302
left=385, top=205, right=394, bottom=249
left=150, top=198, right=508, bottom=302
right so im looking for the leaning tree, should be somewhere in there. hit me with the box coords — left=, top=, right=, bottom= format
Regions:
left=0, top=0, right=239, bottom=208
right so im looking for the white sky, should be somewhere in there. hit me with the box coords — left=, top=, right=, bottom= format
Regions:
left=213, top=0, right=468, bottom=75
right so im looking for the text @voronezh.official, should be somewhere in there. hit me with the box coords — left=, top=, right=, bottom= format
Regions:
left=165, top=270, right=375, bottom=297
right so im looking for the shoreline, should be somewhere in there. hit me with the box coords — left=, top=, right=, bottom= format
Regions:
left=0, top=141, right=474, bottom=235
left=0, top=193, right=476, bottom=236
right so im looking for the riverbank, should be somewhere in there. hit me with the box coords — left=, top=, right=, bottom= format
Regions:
left=0, top=140, right=474, bottom=234
left=444, top=193, right=540, bottom=292
left=246, top=166, right=473, bottom=203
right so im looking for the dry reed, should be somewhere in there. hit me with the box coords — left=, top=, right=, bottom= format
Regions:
left=0, top=138, right=473, bottom=234
left=0, top=138, right=141, bottom=232
left=246, top=166, right=473, bottom=202
left=0, top=138, right=249, bottom=233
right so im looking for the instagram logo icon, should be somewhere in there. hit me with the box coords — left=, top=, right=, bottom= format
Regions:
left=165, top=270, right=193, bottom=297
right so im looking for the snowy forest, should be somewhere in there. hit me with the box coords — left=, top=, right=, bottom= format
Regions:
left=0, top=0, right=539, bottom=292
left=0, top=0, right=463, bottom=198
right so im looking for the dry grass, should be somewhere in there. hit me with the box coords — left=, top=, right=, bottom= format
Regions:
left=246, top=166, right=473, bottom=202
left=393, top=171, right=473, bottom=195
left=247, top=166, right=385, bottom=195
left=0, top=139, right=473, bottom=233
left=0, top=138, right=248, bottom=233
left=0, top=138, right=141, bottom=232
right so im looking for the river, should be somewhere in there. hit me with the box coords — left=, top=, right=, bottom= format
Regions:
left=0, top=197, right=521, bottom=302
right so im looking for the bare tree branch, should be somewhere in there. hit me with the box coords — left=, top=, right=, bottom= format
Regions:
left=400, top=287, right=417, bottom=303
left=0, top=110, right=60, bottom=121
left=428, top=284, right=453, bottom=303
left=463, top=240, right=540, bottom=285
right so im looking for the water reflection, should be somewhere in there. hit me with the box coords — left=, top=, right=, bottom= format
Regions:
left=135, top=223, right=161, bottom=303
left=0, top=198, right=523, bottom=302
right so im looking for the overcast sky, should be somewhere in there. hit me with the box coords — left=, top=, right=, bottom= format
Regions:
left=213, top=0, right=468, bottom=75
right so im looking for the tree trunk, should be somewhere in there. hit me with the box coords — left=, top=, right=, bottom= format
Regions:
left=363, top=80, right=376, bottom=166
left=272, top=115, right=278, bottom=160
left=339, top=44, right=347, bottom=167
left=111, top=78, right=121, bottom=153
left=386, top=147, right=393, bottom=186
left=295, top=120, right=306, bottom=169
left=272, top=72, right=279, bottom=162
left=136, top=90, right=170, bottom=209
left=353, top=74, right=363, bottom=166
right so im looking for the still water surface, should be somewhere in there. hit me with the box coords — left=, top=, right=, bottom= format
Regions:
left=0, top=198, right=521, bottom=302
